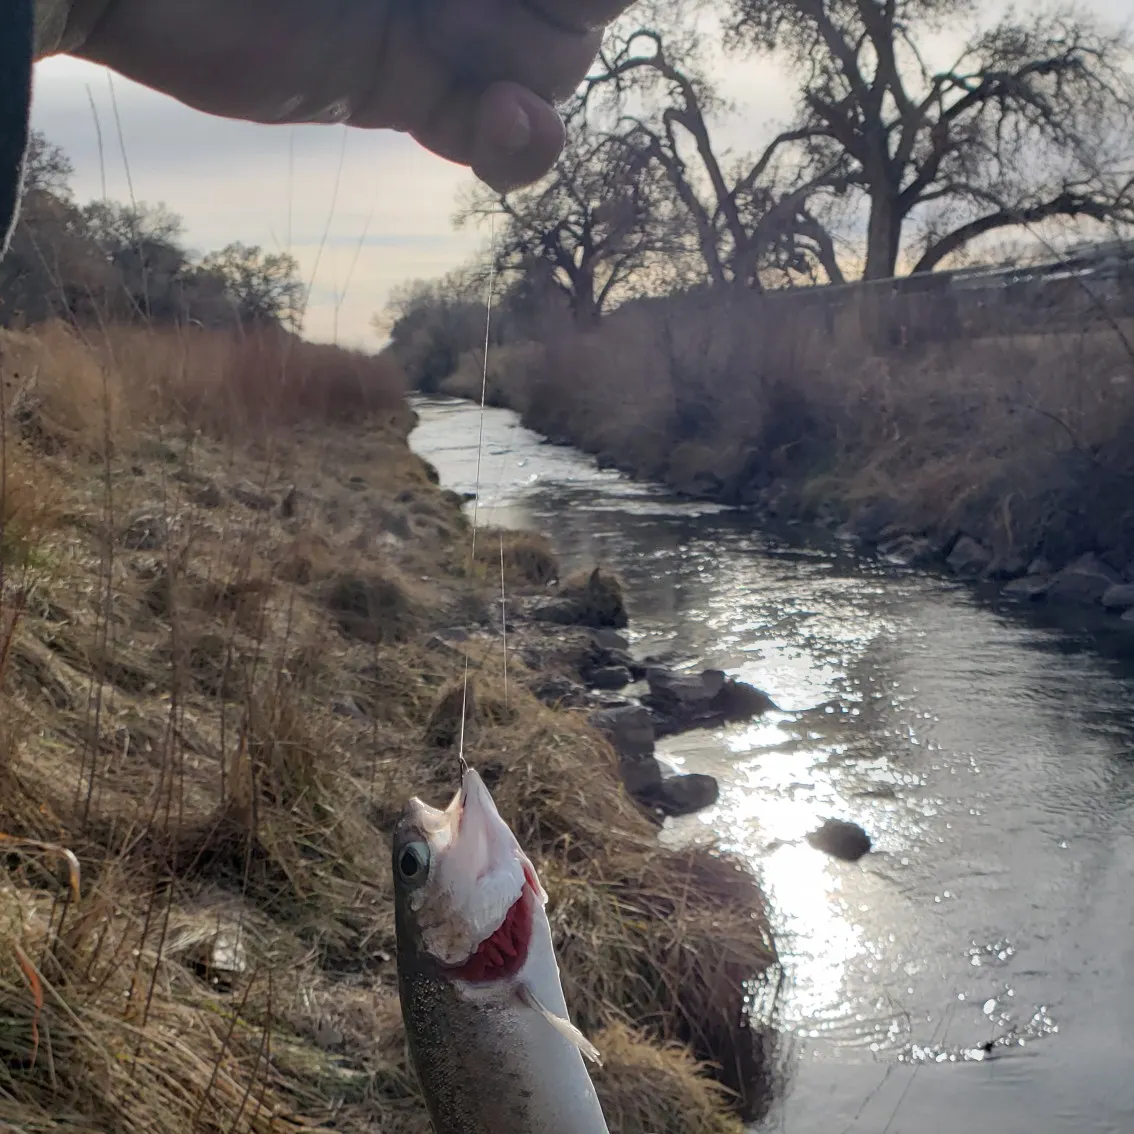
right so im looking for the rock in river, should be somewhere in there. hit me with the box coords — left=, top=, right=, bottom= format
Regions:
left=806, top=818, right=872, bottom=862
left=1102, top=584, right=1134, bottom=612
left=618, top=753, right=664, bottom=797
left=639, top=773, right=720, bottom=818
left=592, top=628, right=631, bottom=652
left=589, top=705, right=656, bottom=758
left=529, top=672, right=588, bottom=708
left=577, top=631, right=645, bottom=685
left=946, top=535, right=993, bottom=579
left=1002, top=574, right=1050, bottom=601
left=531, top=568, right=629, bottom=630
left=878, top=534, right=937, bottom=568
left=586, top=665, right=632, bottom=691
left=643, top=667, right=775, bottom=735
left=1044, top=554, right=1121, bottom=605
left=588, top=705, right=720, bottom=816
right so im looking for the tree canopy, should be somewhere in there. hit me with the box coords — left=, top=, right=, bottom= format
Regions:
left=417, top=0, right=1132, bottom=337
left=725, top=0, right=1134, bottom=277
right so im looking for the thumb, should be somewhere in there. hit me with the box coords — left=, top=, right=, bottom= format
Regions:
left=412, top=81, right=564, bottom=192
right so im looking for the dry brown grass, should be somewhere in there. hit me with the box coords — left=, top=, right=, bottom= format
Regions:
left=0, top=322, right=775, bottom=1133
left=0, top=866, right=305, bottom=1134
left=0, top=438, right=63, bottom=570
left=2, top=321, right=408, bottom=453
left=592, top=1023, right=742, bottom=1134
left=104, top=321, right=408, bottom=436
left=502, top=289, right=1134, bottom=572
left=1, top=322, right=125, bottom=455
left=559, top=567, right=629, bottom=629
left=473, top=527, right=561, bottom=589
left=323, top=562, right=427, bottom=645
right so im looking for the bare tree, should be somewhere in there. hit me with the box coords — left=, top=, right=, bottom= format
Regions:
left=201, top=243, right=305, bottom=330
left=457, top=118, right=696, bottom=323
left=20, top=131, right=74, bottom=198
left=0, top=132, right=114, bottom=324
left=582, top=22, right=850, bottom=290
left=82, top=200, right=192, bottom=319
left=726, top=0, right=1134, bottom=278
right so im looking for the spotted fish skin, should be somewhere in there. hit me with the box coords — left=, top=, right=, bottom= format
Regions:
left=393, top=770, right=609, bottom=1134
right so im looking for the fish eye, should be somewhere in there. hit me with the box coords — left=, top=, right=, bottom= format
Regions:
left=397, top=840, right=430, bottom=886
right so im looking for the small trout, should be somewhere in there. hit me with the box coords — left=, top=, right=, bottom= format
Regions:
left=393, top=767, right=610, bottom=1134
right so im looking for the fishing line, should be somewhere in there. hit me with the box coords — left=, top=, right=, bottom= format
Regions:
left=456, top=210, right=507, bottom=781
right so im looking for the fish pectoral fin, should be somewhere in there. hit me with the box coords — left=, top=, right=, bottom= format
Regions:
left=516, top=982, right=603, bottom=1067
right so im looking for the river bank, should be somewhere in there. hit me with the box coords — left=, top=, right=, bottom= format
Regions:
left=0, top=323, right=773, bottom=1134
left=436, top=290, right=1134, bottom=635
left=409, top=394, right=1134, bottom=1134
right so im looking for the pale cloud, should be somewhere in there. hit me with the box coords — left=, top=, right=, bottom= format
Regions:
left=28, top=0, right=1130, bottom=348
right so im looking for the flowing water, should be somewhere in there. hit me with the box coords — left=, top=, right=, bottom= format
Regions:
left=409, top=395, right=1134, bottom=1134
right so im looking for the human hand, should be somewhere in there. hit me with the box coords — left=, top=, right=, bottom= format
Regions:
left=66, top=0, right=636, bottom=190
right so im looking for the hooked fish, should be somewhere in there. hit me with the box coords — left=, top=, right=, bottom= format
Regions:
left=393, top=767, right=610, bottom=1134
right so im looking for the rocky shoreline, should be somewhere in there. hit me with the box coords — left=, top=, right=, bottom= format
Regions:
left=460, top=572, right=763, bottom=821
left=424, top=557, right=773, bottom=822
left=416, top=399, right=1134, bottom=874
left=449, top=560, right=873, bottom=859
left=830, top=514, right=1134, bottom=629
left=536, top=434, right=1134, bottom=635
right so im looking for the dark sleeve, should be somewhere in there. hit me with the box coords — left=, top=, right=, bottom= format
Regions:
left=0, top=0, right=35, bottom=258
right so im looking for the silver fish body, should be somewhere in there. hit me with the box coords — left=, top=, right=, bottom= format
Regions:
left=393, top=769, right=609, bottom=1134
left=397, top=897, right=609, bottom=1132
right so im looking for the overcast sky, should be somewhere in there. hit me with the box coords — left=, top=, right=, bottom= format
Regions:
left=29, top=0, right=1130, bottom=349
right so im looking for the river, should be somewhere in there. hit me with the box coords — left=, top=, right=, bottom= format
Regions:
left=409, top=394, right=1134, bottom=1134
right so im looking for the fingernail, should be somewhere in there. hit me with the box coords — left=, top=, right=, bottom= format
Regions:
left=497, top=103, right=532, bottom=153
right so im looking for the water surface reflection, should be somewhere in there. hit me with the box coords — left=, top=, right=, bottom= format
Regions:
left=411, top=396, right=1134, bottom=1133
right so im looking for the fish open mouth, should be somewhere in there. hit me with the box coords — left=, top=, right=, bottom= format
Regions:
left=448, top=863, right=538, bottom=983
